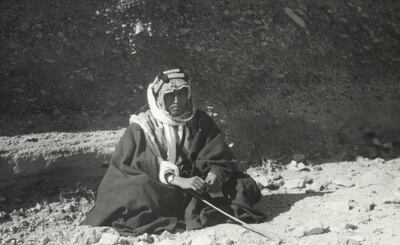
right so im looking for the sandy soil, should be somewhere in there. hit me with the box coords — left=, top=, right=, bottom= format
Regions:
left=1, top=156, right=399, bottom=245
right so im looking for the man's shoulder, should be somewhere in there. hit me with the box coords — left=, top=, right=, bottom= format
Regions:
left=190, top=109, right=219, bottom=133
left=193, top=109, right=214, bottom=123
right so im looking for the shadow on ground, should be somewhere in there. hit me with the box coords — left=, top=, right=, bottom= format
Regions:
left=255, top=192, right=328, bottom=222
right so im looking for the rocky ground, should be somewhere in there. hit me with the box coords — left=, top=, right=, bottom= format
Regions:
left=1, top=157, right=399, bottom=245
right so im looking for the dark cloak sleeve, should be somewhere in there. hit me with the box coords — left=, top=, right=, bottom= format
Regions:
left=187, top=110, right=238, bottom=181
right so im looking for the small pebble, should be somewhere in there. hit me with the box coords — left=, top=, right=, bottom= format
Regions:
left=98, top=233, right=120, bottom=245
left=138, top=233, right=154, bottom=243
left=345, top=223, right=358, bottom=230
left=0, top=195, right=7, bottom=202
left=365, top=202, right=376, bottom=212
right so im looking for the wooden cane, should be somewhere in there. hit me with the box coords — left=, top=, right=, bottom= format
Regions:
left=187, top=190, right=274, bottom=241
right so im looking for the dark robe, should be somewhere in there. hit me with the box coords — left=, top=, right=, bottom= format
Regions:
left=82, top=110, right=264, bottom=236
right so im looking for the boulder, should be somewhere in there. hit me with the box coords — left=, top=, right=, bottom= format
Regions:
left=287, top=160, right=298, bottom=170
left=98, top=233, right=120, bottom=245
left=69, top=227, right=118, bottom=245
left=284, top=178, right=306, bottom=189
left=69, top=227, right=102, bottom=245
left=302, top=221, right=329, bottom=236
left=333, top=176, right=355, bottom=188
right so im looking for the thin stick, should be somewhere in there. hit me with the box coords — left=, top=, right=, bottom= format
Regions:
left=188, top=190, right=273, bottom=240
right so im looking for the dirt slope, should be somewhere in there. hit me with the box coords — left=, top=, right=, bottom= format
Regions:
left=1, top=0, right=400, bottom=160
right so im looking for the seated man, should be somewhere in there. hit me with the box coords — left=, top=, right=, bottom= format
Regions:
left=82, top=68, right=265, bottom=236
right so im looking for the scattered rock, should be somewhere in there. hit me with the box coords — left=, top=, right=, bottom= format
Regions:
left=307, top=180, right=330, bottom=192
left=284, top=178, right=306, bottom=189
left=178, top=28, right=191, bottom=36
left=345, top=238, right=362, bottom=245
left=62, top=202, right=76, bottom=213
left=287, top=160, right=298, bottom=170
left=43, top=59, right=55, bottom=63
left=219, top=237, right=235, bottom=245
left=382, top=142, right=393, bottom=148
left=373, top=228, right=384, bottom=234
left=22, top=221, right=30, bottom=228
left=0, top=195, right=7, bottom=202
left=252, top=26, right=267, bottom=41
left=266, top=178, right=285, bottom=190
left=364, top=202, right=376, bottom=212
left=69, top=227, right=103, bottom=245
left=254, top=175, right=284, bottom=190
left=0, top=211, right=9, bottom=222
left=253, top=176, right=270, bottom=188
left=372, top=138, right=381, bottom=146
left=33, top=24, right=43, bottom=30
left=3, top=238, right=17, bottom=245
left=333, top=176, right=355, bottom=188
left=158, top=231, right=173, bottom=240
left=85, top=74, right=95, bottom=83
left=25, top=138, right=39, bottom=142
left=11, top=225, right=19, bottom=233
left=348, top=200, right=357, bottom=210
left=347, top=236, right=365, bottom=244
left=371, top=158, right=384, bottom=164
left=137, top=233, right=154, bottom=243
left=57, top=32, right=65, bottom=38
left=313, top=166, right=323, bottom=171
left=383, top=198, right=400, bottom=204
left=283, top=7, right=306, bottom=28
left=261, top=188, right=270, bottom=195
left=194, top=45, right=204, bottom=52
left=98, top=233, right=120, bottom=245
left=117, top=237, right=133, bottom=245
left=345, top=223, right=358, bottom=230
left=297, top=162, right=310, bottom=171
left=303, top=176, right=313, bottom=184
left=303, top=222, right=329, bottom=236
left=40, top=237, right=51, bottom=245
left=292, top=153, right=306, bottom=162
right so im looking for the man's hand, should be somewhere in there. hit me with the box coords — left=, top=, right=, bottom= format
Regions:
left=171, top=176, right=206, bottom=192
left=205, top=171, right=223, bottom=193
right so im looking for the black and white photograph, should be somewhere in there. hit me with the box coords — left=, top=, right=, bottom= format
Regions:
left=1, top=0, right=400, bottom=244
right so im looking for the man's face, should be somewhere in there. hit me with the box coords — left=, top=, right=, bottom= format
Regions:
left=163, top=88, right=189, bottom=117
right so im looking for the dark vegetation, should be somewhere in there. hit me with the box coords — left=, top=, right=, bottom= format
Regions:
left=1, top=0, right=400, bottom=161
